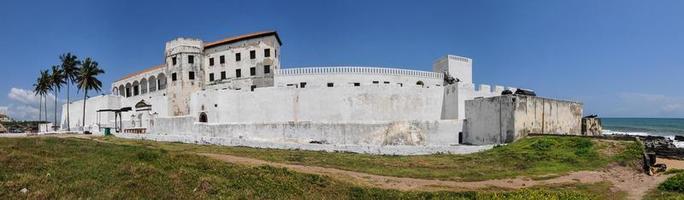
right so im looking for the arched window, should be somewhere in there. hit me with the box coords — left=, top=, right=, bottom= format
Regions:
left=140, top=78, right=148, bottom=94
left=416, top=81, right=424, bottom=87
left=157, top=73, right=167, bottom=90
left=148, top=76, right=157, bottom=92
left=118, top=85, right=125, bottom=97
left=199, top=112, right=208, bottom=123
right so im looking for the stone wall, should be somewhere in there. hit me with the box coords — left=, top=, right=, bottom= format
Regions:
left=463, top=95, right=583, bottom=145
left=190, top=85, right=445, bottom=123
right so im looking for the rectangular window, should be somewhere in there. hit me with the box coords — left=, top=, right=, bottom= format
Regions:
left=189, top=71, right=195, bottom=80
left=384, top=81, right=390, bottom=84
left=220, top=55, right=225, bottom=64
left=353, top=82, right=360, bottom=87
left=263, top=65, right=271, bottom=74
left=172, top=57, right=177, bottom=65
left=220, top=71, right=226, bottom=79
left=236, top=69, right=241, bottom=78
left=172, top=73, right=177, bottom=81
left=209, top=73, right=214, bottom=81
left=250, top=67, right=256, bottom=76
left=327, top=83, right=334, bottom=87
left=188, top=55, right=194, bottom=64
left=264, top=49, right=271, bottom=57
left=372, top=81, right=379, bottom=84
left=250, top=85, right=256, bottom=91
left=235, top=53, right=241, bottom=61
left=300, top=82, right=307, bottom=88
left=250, top=50, right=256, bottom=59
left=209, top=58, right=214, bottom=66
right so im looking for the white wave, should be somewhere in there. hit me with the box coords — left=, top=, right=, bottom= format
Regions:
left=603, top=129, right=684, bottom=148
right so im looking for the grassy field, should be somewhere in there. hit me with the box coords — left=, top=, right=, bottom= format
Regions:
left=104, top=135, right=643, bottom=181
left=0, top=137, right=624, bottom=199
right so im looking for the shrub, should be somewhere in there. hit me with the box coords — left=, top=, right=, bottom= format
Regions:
left=659, top=173, right=684, bottom=192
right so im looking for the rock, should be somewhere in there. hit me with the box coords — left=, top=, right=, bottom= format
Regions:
left=20, top=188, right=28, bottom=193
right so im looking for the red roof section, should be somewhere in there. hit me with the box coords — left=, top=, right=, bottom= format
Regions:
left=204, top=31, right=281, bottom=48
left=116, top=64, right=164, bottom=82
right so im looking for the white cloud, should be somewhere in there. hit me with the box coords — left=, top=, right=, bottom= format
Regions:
left=5, top=87, right=62, bottom=121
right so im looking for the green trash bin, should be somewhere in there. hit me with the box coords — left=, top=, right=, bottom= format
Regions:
left=104, top=128, right=111, bottom=136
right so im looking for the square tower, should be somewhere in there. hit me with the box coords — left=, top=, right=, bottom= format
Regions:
left=433, top=55, right=472, bottom=84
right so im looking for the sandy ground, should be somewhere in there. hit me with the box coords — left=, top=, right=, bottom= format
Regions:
left=200, top=153, right=679, bottom=200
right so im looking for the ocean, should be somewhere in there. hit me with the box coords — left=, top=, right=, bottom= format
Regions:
left=602, top=118, right=684, bottom=147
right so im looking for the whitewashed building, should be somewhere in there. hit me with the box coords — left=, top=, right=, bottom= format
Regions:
left=60, top=31, right=583, bottom=154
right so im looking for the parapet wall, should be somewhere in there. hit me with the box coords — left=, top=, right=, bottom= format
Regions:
left=275, top=66, right=444, bottom=88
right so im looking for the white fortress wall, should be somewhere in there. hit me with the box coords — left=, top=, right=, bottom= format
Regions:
left=149, top=117, right=461, bottom=147
left=189, top=84, right=445, bottom=123
left=275, top=67, right=444, bottom=88
left=60, top=95, right=121, bottom=132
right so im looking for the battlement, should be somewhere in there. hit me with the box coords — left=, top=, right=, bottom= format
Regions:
left=276, top=66, right=444, bottom=79
left=165, top=38, right=204, bottom=55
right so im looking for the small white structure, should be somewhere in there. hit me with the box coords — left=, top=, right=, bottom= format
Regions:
left=60, top=31, right=581, bottom=154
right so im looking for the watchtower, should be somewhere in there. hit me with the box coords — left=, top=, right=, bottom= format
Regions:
left=164, top=38, right=204, bottom=116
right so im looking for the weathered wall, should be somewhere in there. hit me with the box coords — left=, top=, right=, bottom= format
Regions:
left=190, top=85, right=445, bottom=123
left=60, top=95, right=121, bottom=131
left=149, top=116, right=461, bottom=146
left=463, top=95, right=583, bottom=145
left=275, top=67, right=444, bottom=88
left=582, top=118, right=602, bottom=136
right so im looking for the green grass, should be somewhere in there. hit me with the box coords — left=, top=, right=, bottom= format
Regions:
left=104, top=135, right=643, bottom=181
left=645, top=171, right=684, bottom=200
left=0, top=137, right=618, bottom=199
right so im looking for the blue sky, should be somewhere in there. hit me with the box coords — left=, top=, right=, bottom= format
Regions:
left=1, top=0, right=683, bottom=120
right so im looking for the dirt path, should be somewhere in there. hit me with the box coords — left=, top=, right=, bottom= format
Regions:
left=200, top=153, right=674, bottom=200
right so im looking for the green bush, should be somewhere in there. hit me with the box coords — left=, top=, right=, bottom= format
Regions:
left=659, top=173, right=684, bottom=193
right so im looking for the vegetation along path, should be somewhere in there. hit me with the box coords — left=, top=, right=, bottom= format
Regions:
left=200, top=153, right=674, bottom=200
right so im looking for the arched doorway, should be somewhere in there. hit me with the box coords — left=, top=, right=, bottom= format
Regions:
left=199, top=112, right=208, bottom=123
left=416, top=81, right=424, bottom=87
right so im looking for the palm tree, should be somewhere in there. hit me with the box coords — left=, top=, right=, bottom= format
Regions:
left=60, top=53, right=81, bottom=131
left=50, top=65, right=66, bottom=131
left=34, top=70, right=51, bottom=131
left=75, top=58, right=104, bottom=130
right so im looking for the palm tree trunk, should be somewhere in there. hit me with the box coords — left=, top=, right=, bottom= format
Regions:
left=82, top=90, right=87, bottom=131
left=54, top=91, right=57, bottom=131
left=44, top=94, right=48, bottom=131
left=66, top=83, right=70, bottom=131
left=38, top=95, right=42, bottom=122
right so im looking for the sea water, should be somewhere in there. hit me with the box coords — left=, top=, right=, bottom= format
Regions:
left=602, top=118, right=684, bottom=147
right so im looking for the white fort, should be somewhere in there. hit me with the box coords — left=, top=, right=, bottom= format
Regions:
left=61, top=31, right=586, bottom=154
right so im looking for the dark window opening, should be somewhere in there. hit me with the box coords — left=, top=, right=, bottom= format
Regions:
left=275, top=49, right=277, bottom=57
left=199, top=112, right=208, bottom=123
left=300, top=82, right=307, bottom=88
left=416, top=81, right=424, bottom=86
left=250, top=67, right=256, bottom=76
left=189, top=71, right=195, bottom=80
left=372, top=81, right=379, bottom=84
left=188, top=55, right=194, bottom=64
left=235, top=53, right=241, bottom=61
left=250, top=50, right=256, bottom=59
left=172, top=73, right=177, bottom=81
left=353, top=82, right=360, bottom=87
left=327, top=83, right=334, bottom=87
left=264, top=65, right=271, bottom=74
left=220, top=71, right=226, bottom=79
left=219, top=55, right=225, bottom=64
left=398, top=83, right=403, bottom=87
left=264, top=49, right=271, bottom=57
left=172, top=57, right=177, bottom=65
left=236, top=69, right=242, bottom=78
left=384, top=81, right=390, bottom=84
left=250, top=85, right=256, bottom=91
left=209, top=58, right=214, bottom=66
left=133, top=86, right=139, bottom=96
left=209, top=73, right=214, bottom=81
